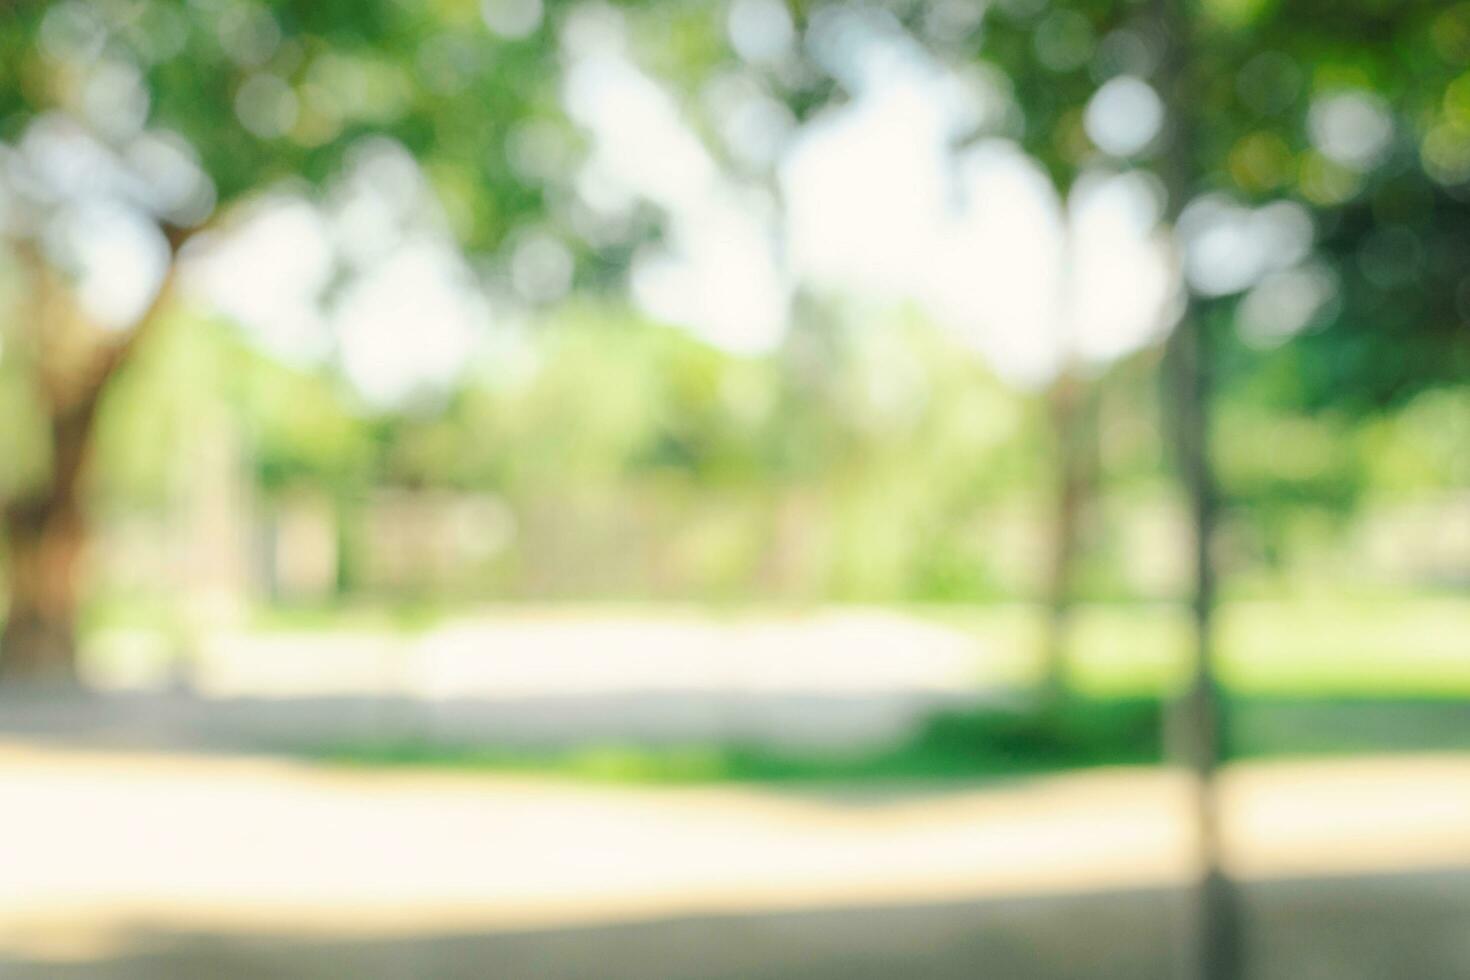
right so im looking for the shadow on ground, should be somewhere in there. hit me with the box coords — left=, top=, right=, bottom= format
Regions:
left=4, top=869, right=1467, bottom=979
left=0, top=689, right=990, bottom=755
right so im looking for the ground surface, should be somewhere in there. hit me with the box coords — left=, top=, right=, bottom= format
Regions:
left=9, top=603, right=1467, bottom=977
left=77, top=600, right=1470, bottom=749
left=85, top=609, right=997, bottom=749
left=2, top=742, right=1468, bottom=978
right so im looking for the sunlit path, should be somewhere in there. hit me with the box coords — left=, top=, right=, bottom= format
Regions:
left=3, top=742, right=1467, bottom=975
left=74, top=609, right=1009, bottom=750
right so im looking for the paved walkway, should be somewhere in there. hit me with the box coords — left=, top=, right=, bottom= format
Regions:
left=2, top=743, right=1468, bottom=976
left=81, top=610, right=1004, bottom=748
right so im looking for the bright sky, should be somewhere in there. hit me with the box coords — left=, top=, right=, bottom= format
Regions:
left=1, top=4, right=1331, bottom=406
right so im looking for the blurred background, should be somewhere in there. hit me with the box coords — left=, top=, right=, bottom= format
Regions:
left=0, top=0, right=1467, bottom=977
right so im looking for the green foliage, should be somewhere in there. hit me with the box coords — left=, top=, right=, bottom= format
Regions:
left=2, top=0, right=571, bottom=252
left=90, top=314, right=371, bottom=506
left=1357, top=388, right=1470, bottom=495
left=5, top=0, right=1464, bottom=613
left=82, top=290, right=1461, bottom=606
left=956, top=0, right=1470, bottom=410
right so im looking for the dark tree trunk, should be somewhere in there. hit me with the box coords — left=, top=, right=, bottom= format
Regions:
left=0, top=404, right=98, bottom=686
left=1153, top=0, right=1241, bottom=975
left=0, top=234, right=186, bottom=686
left=0, top=496, right=86, bottom=685
left=1041, top=371, right=1090, bottom=698
left=1164, top=312, right=1240, bottom=980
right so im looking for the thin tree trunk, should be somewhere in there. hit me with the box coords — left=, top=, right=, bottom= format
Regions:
left=1164, top=312, right=1239, bottom=980
left=1153, top=0, right=1241, bottom=975
left=1041, top=370, right=1088, bottom=698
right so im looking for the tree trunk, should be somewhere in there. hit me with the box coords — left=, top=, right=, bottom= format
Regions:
left=1153, top=0, right=1241, bottom=974
left=1164, top=311, right=1240, bottom=980
left=0, top=493, right=86, bottom=685
left=1041, top=371, right=1089, bottom=698
left=0, top=234, right=187, bottom=686
left=1, top=321, right=122, bottom=689
left=1, top=395, right=101, bottom=686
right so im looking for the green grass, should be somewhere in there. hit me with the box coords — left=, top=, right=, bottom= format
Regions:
left=316, top=695, right=1470, bottom=786
left=319, top=698, right=1167, bottom=785
left=1227, top=696, right=1470, bottom=758
left=918, top=597, right=1470, bottom=697
left=81, top=592, right=1470, bottom=784
left=84, top=595, right=1469, bottom=700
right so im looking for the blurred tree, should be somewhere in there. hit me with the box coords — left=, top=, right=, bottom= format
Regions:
left=0, top=0, right=584, bottom=681
left=951, top=0, right=1470, bottom=975
left=1039, top=368, right=1095, bottom=696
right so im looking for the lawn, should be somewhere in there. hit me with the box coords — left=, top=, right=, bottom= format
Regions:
left=320, top=694, right=1470, bottom=785
left=83, top=592, right=1470, bottom=784
left=919, top=595, right=1470, bottom=697
left=329, top=595, right=1470, bottom=783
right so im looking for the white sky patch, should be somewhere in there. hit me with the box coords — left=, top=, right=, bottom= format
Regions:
left=333, top=239, right=488, bottom=408
left=188, top=197, right=490, bottom=407
left=17, top=114, right=132, bottom=206
left=330, top=182, right=403, bottom=270
left=82, top=59, right=150, bottom=143
left=481, top=0, right=543, bottom=40
left=125, top=130, right=216, bottom=228
left=775, top=23, right=1175, bottom=389
left=564, top=42, right=790, bottom=354
left=1178, top=195, right=1313, bottom=297
left=1066, top=170, right=1174, bottom=364
left=564, top=52, right=716, bottom=215
left=633, top=189, right=787, bottom=354
left=782, top=15, right=989, bottom=307
left=927, top=147, right=1176, bottom=387
left=727, top=0, right=796, bottom=66
left=1308, top=90, right=1394, bottom=171
left=4, top=19, right=1241, bottom=401
left=53, top=198, right=170, bottom=331
left=776, top=23, right=1172, bottom=386
left=703, top=73, right=796, bottom=173
left=183, top=140, right=489, bottom=408
left=782, top=69, right=954, bottom=302
left=927, top=143, right=1067, bottom=385
left=1084, top=76, right=1163, bottom=158
left=556, top=13, right=1177, bottom=376
left=1238, top=263, right=1336, bottom=348
left=9, top=114, right=217, bottom=234
left=184, top=195, right=336, bottom=365
left=509, top=228, right=574, bottom=305
left=327, top=138, right=433, bottom=270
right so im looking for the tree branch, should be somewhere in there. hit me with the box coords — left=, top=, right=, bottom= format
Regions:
left=14, top=221, right=203, bottom=514
left=83, top=221, right=198, bottom=396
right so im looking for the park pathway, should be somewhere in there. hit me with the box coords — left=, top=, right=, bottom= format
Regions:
left=2, top=742, right=1468, bottom=977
